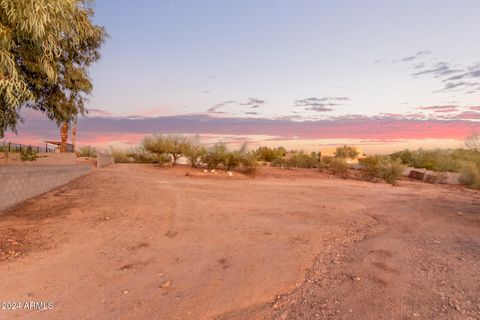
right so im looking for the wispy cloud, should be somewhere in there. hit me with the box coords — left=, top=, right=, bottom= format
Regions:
left=392, top=50, right=432, bottom=63
left=207, top=98, right=267, bottom=113
left=207, top=100, right=236, bottom=113
left=294, top=97, right=350, bottom=112
left=239, top=97, right=267, bottom=109
left=417, top=105, right=459, bottom=113
left=408, top=58, right=480, bottom=93
left=443, top=63, right=480, bottom=82
left=412, top=62, right=461, bottom=78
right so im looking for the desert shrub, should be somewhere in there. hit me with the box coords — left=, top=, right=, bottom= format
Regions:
left=335, top=145, right=360, bottom=160
left=285, top=151, right=319, bottom=168
left=127, top=146, right=158, bottom=163
left=77, top=145, right=97, bottom=158
left=19, top=146, right=37, bottom=163
left=254, top=146, right=287, bottom=162
left=238, top=152, right=258, bottom=175
left=459, top=162, right=480, bottom=189
left=168, top=135, right=190, bottom=165
left=318, top=156, right=333, bottom=172
left=360, top=156, right=382, bottom=181
left=329, top=158, right=348, bottom=178
left=271, top=157, right=286, bottom=168
left=379, top=158, right=404, bottom=185
left=202, top=142, right=228, bottom=169
left=143, top=134, right=170, bottom=165
left=390, top=148, right=480, bottom=173
left=157, top=153, right=172, bottom=166
left=360, top=156, right=404, bottom=185
left=201, top=142, right=258, bottom=173
left=184, top=138, right=206, bottom=167
left=223, top=150, right=242, bottom=171
left=142, top=134, right=190, bottom=166
left=109, top=147, right=130, bottom=163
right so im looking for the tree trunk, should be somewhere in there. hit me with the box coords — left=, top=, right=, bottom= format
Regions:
left=71, top=122, right=77, bottom=152
left=60, top=122, right=69, bottom=152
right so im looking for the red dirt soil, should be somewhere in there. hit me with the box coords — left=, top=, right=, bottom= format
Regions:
left=0, top=164, right=479, bottom=320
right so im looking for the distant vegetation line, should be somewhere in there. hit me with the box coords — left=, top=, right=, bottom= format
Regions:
left=75, top=132, right=480, bottom=189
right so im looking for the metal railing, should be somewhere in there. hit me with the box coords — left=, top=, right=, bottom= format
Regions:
left=0, top=141, right=56, bottom=153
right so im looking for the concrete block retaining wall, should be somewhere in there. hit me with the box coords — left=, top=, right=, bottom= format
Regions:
left=0, top=165, right=91, bottom=213
left=402, top=167, right=461, bottom=185
left=97, top=153, right=114, bottom=168
left=0, top=152, right=77, bottom=165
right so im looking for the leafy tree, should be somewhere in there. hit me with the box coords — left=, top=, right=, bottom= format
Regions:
left=142, top=134, right=190, bottom=166
left=126, top=146, right=157, bottom=163
left=184, top=137, right=206, bottom=168
left=254, top=146, right=287, bottom=162
left=334, top=145, right=359, bottom=160
left=167, top=135, right=190, bottom=166
left=0, top=0, right=106, bottom=141
left=142, top=135, right=172, bottom=165
left=202, top=142, right=228, bottom=169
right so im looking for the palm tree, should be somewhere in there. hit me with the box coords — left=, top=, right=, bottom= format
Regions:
left=60, top=122, right=69, bottom=152
left=71, top=121, right=77, bottom=152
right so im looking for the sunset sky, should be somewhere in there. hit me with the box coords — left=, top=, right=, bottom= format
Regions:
left=7, top=0, right=480, bottom=153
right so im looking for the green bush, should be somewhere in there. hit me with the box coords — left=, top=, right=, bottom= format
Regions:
left=238, top=152, right=258, bottom=175
left=335, top=145, right=360, bottom=160
left=285, top=151, right=319, bottom=168
left=157, top=153, right=172, bottom=166
left=360, top=156, right=404, bottom=185
left=359, top=155, right=382, bottom=181
left=380, top=158, right=404, bottom=185
left=77, top=145, right=97, bottom=158
left=202, top=142, right=228, bottom=169
left=254, top=146, right=287, bottom=162
left=459, top=162, right=480, bottom=189
left=109, top=147, right=130, bottom=163
left=19, top=146, right=37, bottom=163
left=200, top=142, right=258, bottom=173
left=142, top=134, right=190, bottom=166
left=390, top=148, right=480, bottom=173
left=184, top=139, right=206, bottom=167
left=329, top=158, right=348, bottom=178
left=271, top=157, right=286, bottom=168
left=127, top=146, right=158, bottom=163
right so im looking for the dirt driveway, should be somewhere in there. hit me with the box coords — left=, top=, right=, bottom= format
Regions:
left=0, top=164, right=479, bottom=319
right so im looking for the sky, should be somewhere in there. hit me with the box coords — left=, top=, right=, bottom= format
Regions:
left=6, top=0, right=480, bottom=153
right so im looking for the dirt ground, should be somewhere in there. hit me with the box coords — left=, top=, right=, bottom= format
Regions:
left=0, top=164, right=479, bottom=320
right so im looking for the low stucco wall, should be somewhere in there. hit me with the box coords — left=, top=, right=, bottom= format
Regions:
left=0, top=165, right=91, bottom=213
left=97, top=153, right=114, bottom=168
left=0, top=152, right=77, bottom=166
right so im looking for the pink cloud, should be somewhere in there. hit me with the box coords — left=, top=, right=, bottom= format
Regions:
left=5, top=111, right=480, bottom=148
